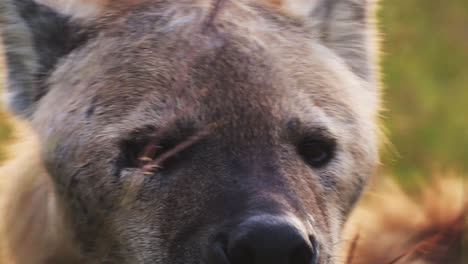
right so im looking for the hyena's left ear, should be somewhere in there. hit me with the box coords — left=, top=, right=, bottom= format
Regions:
left=0, top=0, right=128, bottom=117
left=0, top=0, right=93, bottom=117
left=314, top=0, right=379, bottom=82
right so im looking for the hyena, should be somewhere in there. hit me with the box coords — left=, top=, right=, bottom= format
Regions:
left=0, top=0, right=380, bottom=263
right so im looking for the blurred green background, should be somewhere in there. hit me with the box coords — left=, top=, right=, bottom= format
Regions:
left=0, top=0, right=467, bottom=186
left=378, top=0, right=468, bottom=186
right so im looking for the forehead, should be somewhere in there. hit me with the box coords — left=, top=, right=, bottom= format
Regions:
left=42, top=0, right=376, bottom=138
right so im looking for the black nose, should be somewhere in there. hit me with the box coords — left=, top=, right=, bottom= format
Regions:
left=225, top=220, right=318, bottom=264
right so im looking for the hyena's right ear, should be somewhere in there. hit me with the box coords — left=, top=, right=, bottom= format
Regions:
left=0, top=0, right=96, bottom=117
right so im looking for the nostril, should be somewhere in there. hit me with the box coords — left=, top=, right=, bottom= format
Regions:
left=229, top=243, right=254, bottom=264
left=290, top=236, right=321, bottom=264
left=290, top=242, right=314, bottom=264
left=309, top=235, right=320, bottom=264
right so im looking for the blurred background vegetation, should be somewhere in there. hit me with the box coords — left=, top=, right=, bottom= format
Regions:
left=378, top=0, right=467, bottom=187
left=0, top=0, right=467, bottom=187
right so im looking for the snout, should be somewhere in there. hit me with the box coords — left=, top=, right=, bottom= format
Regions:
left=206, top=215, right=319, bottom=264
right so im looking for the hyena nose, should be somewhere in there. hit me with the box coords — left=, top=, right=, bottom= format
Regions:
left=225, top=216, right=318, bottom=264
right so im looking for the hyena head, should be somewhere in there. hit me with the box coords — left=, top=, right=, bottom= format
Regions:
left=1, top=0, right=380, bottom=263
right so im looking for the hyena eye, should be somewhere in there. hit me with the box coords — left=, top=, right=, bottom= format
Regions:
left=117, top=134, right=183, bottom=174
left=298, top=138, right=335, bottom=168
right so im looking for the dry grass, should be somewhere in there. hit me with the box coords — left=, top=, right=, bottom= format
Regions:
left=341, top=174, right=467, bottom=264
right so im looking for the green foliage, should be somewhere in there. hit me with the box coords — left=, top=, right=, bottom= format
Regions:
left=379, top=0, right=468, bottom=184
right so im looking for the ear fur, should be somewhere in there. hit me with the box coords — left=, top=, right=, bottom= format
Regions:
left=259, top=0, right=379, bottom=83
left=35, top=0, right=109, bottom=19
left=317, top=0, right=380, bottom=82
left=259, top=0, right=320, bottom=18
left=35, top=0, right=141, bottom=19
left=0, top=0, right=87, bottom=116
left=0, top=0, right=38, bottom=115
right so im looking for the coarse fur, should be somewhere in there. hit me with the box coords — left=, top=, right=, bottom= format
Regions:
left=0, top=0, right=381, bottom=263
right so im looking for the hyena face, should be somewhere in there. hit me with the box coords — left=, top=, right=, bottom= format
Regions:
left=1, top=0, right=380, bottom=263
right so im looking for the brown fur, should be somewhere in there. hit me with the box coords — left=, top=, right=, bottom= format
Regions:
left=0, top=0, right=381, bottom=263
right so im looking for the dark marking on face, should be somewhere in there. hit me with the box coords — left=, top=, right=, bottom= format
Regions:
left=318, top=173, right=338, bottom=190
left=203, top=0, right=228, bottom=31
left=85, top=97, right=97, bottom=118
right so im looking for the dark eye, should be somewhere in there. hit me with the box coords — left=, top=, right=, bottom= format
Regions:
left=116, top=129, right=185, bottom=176
left=298, top=138, right=335, bottom=168
left=116, top=124, right=205, bottom=176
